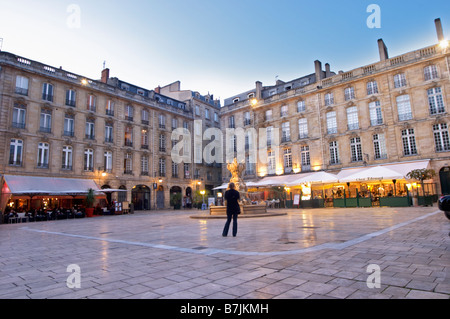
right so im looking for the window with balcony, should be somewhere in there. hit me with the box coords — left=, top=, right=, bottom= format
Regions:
left=367, top=81, right=379, bottom=95
left=373, top=134, right=387, bottom=159
left=424, top=65, right=438, bottom=81
left=66, top=89, right=76, bottom=107
left=15, top=76, right=29, bottom=96
left=158, top=114, right=166, bottom=129
left=9, top=139, right=23, bottom=166
left=346, top=106, right=359, bottom=131
left=84, top=149, right=94, bottom=171
left=350, top=137, right=363, bottom=162
left=280, top=105, right=288, bottom=117
left=229, top=115, right=235, bottom=128
left=159, top=158, right=166, bottom=177
left=433, top=123, right=450, bottom=152
left=104, top=151, right=113, bottom=172
left=159, top=134, right=166, bottom=152
left=402, top=129, right=417, bottom=156
left=62, top=146, right=73, bottom=170
left=265, top=109, right=273, bottom=121
left=87, top=94, right=96, bottom=112
left=369, top=101, right=383, bottom=126
left=281, top=122, right=290, bottom=142
left=141, top=155, right=149, bottom=176
left=85, top=120, right=95, bottom=140
left=39, top=110, right=52, bottom=133
left=124, top=153, right=132, bottom=175
left=329, top=141, right=339, bottom=165
left=172, top=162, right=179, bottom=178
left=326, top=111, right=337, bottom=134
left=298, top=118, right=308, bottom=139
left=394, top=73, right=407, bottom=88
left=105, top=125, right=113, bottom=143
left=142, top=109, right=149, bottom=125
left=324, top=92, right=334, bottom=106
left=267, top=149, right=276, bottom=175
left=64, top=116, right=74, bottom=137
left=283, top=148, right=292, bottom=172
left=123, top=127, right=133, bottom=148
left=37, top=142, right=49, bottom=168
left=12, top=103, right=26, bottom=129
left=344, top=87, right=355, bottom=101
left=428, top=87, right=445, bottom=115
left=42, top=83, right=53, bottom=102
left=125, top=105, right=134, bottom=121
left=397, top=95, right=413, bottom=121
left=301, top=146, right=311, bottom=171
left=106, top=100, right=115, bottom=116
left=297, top=100, right=306, bottom=113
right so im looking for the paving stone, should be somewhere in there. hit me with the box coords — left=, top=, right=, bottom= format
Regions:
left=0, top=207, right=447, bottom=300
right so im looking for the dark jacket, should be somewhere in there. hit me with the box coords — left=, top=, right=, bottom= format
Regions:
left=225, top=189, right=240, bottom=215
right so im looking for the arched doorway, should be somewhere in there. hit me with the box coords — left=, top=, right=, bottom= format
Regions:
left=186, top=187, right=192, bottom=208
left=156, top=185, right=164, bottom=209
left=101, top=185, right=112, bottom=205
left=440, top=167, right=450, bottom=195
left=132, top=185, right=151, bottom=210
left=170, top=186, right=182, bottom=208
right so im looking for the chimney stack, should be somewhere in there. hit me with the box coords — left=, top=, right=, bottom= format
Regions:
left=378, top=39, right=389, bottom=61
left=255, top=81, right=262, bottom=100
left=314, top=60, right=323, bottom=81
left=101, top=68, right=110, bottom=84
left=155, top=86, right=161, bottom=94
left=325, top=63, right=331, bottom=78
left=435, top=18, right=445, bottom=42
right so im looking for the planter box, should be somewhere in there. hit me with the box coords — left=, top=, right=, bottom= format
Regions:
left=380, top=197, right=410, bottom=207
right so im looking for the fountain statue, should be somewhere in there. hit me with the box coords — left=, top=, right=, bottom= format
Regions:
left=209, top=158, right=267, bottom=216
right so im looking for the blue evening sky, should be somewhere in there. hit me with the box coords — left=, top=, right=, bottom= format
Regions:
left=1, top=0, right=449, bottom=103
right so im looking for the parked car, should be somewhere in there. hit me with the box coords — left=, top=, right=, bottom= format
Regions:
left=438, top=195, right=450, bottom=220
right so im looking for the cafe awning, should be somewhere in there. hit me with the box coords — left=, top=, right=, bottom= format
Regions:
left=250, top=173, right=313, bottom=187
left=2, top=175, right=101, bottom=196
left=286, top=171, right=339, bottom=186
left=338, top=160, right=430, bottom=183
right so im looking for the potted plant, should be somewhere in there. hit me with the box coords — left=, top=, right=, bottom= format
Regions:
left=171, top=192, right=182, bottom=210
left=85, top=188, right=96, bottom=217
left=406, top=169, right=436, bottom=206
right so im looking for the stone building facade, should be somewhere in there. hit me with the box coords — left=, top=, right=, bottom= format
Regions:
left=220, top=20, right=450, bottom=195
left=0, top=52, right=221, bottom=210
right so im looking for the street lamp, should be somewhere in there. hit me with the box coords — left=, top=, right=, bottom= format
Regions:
left=200, top=190, right=206, bottom=204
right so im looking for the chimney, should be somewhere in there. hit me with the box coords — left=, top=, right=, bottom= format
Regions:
left=325, top=63, right=331, bottom=78
left=101, top=68, right=110, bottom=84
left=435, top=18, right=444, bottom=42
left=314, top=60, right=323, bottom=81
left=155, top=86, right=161, bottom=94
left=377, top=39, right=389, bottom=61
left=255, top=81, right=262, bottom=100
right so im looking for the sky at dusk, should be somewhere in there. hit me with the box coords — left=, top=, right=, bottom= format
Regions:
left=1, top=0, right=449, bottom=103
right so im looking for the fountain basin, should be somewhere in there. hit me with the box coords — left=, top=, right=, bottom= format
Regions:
left=210, top=204, right=268, bottom=216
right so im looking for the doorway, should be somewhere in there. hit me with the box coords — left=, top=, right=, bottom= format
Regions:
left=132, top=185, right=151, bottom=210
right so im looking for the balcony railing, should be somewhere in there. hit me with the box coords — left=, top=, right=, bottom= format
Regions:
left=12, top=122, right=26, bottom=129
left=40, top=126, right=51, bottom=133
left=106, top=109, right=114, bottom=116
left=42, top=94, right=53, bottom=102
left=64, top=130, right=74, bottom=137
left=15, top=87, right=28, bottom=96
left=66, top=99, right=76, bottom=107
left=61, top=164, right=72, bottom=170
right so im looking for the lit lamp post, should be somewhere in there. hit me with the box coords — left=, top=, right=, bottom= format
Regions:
left=200, top=190, right=206, bottom=210
left=217, top=192, right=223, bottom=206
left=392, top=179, right=397, bottom=197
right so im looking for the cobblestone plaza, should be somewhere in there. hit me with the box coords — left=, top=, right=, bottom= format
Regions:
left=0, top=207, right=448, bottom=299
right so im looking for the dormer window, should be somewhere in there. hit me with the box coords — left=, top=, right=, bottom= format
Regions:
left=233, top=97, right=240, bottom=103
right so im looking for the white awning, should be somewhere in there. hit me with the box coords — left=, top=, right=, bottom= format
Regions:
left=286, top=171, right=339, bottom=186
left=338, top=160, right=430, bottom=183
left=213, top=183, right=229, bottom=190
left=250, top=173, right=313, bottom=187
left=2, top=175, right=101, bottom=196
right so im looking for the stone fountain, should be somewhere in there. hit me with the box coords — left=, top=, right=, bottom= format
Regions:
left=209, top=158, right=268, bottom=216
